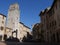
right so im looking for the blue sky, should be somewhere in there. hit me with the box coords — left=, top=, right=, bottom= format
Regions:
left=0, top=0, right=53, bottom=30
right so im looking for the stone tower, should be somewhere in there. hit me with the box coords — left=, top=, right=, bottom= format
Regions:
left=6, top=3, right=20, bottom=38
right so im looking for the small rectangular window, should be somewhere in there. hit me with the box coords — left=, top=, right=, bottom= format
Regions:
left=49, top=9, right=54, bottom=17
left=1, top=26, right=4, bottom=30
left=56, top=3, right=57, bottom=9
left=54, top=20, right=56, bottom=25
left=3, top=16, right=4, bottom=19
left=2, top=21, right=4, bottom=24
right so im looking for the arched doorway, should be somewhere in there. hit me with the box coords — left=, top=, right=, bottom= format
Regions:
left=12, top=29, right=18, bottom=38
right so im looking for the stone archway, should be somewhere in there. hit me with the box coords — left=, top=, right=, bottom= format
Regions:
left=12, top=29, right=18, bottom=38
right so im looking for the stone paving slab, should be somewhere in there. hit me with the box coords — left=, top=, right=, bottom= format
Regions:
left=0, top=41, right=60, bottom=45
